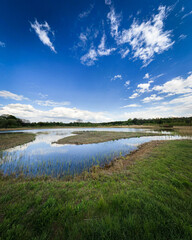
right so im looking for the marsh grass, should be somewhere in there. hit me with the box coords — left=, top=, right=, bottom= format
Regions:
left=0, top=140, right=192, bottom=240
left=55, top=131, right=164, bottom=145
left=0, top=149, right=123, bottom=178
left=0, top=132, right=36, bottom=151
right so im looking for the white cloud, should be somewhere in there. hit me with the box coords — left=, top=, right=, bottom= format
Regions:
left=97, top=33, right=116, bottom=56
left=129, top=93, right=139, bottom=99
left=80, top=47, right=98, bottom=66
left=117, top=6, right=174, bottom=66
left=38, top=93, right=48, bottom=99
left=79, top=33, right=87, bottom=44
left=79, top=4, right=94, bottom=19
left=153, top=74, right=192, bottom=95
left=35, top=100, right=70, bottom=107
left=120, top=104, right=141, bottom=108
left=30, top=19, right=56, bottom=53
left=143, top=73, right=150, bottom=79
left=150, top=73, right=164, bottom=81
left=0, top=104, right=111, bottom=123
left=105, top=0, right=111, bottom=5
left=178, top=34, right=187, bottom=41
left=107, top=7, right=121, bottom=38
left=0, top=41, right=5, bottom=47
left=124, top=80, right=130, bottom=87
left=182, top=11, right=192, bottom=19
left=0, top=90, right=28, bottom=101
left=168, top=93, right=192, bottom=105
left=137, top=80, right=153, bottom=93
left=111, top=74, right=122, bottom=81
left=119, top=48, right=130, bottom=58
left=142, top=94, right=163, bottom=103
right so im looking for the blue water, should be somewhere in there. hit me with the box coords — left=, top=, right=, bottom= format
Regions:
left=0, top=128, right=190, bottom=177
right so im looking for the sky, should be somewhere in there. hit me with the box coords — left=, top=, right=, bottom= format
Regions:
left=0, top=0, right=192, bottom=122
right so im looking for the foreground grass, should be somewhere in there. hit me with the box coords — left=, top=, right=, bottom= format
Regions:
left=0, top=133, right=36, bottom=151
left=0, top=140, right=192, bottom=240
left=56, top=130, right=163, bottom=145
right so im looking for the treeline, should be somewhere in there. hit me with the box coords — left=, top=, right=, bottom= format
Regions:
left=0, top=114, right=192, bottom=129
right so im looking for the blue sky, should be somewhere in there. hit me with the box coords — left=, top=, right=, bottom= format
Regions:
left=0, top=0, right=192, bottom=122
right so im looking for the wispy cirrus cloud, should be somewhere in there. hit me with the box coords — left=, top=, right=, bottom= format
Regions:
left=182, top=10, right=192, bottom=19
left=105, top=0, right=111, bottom=6
left=79, top=4, right=94, bottom=19
left=78, top=4, right=174, bottom=67
left=35, top=100, right=70, bottom=107
left=111, top=74, right=122, bottom=81
left=30, top=19, right=56, bottom=53
left=120, top=104, right=141, bottom=108
left=178, top=34, right=187, bottom=41
left=0, top=41, right=5, bottom=47
left=80, top=47, right=98, bottom=66
left=124, top=80, right=130, bottom=87
left=38, top=93, right=48, bottom=99
left=80, top=33, right=116, bottom=66
left=117, top=6, right=174, bottom=66
left=0, top=90, right=28, bottom=101
left=97, top=33, right=116, bottom=56
left=107, top=7, right=121, bottom=38
left=119, top=48, right=130, bottom=58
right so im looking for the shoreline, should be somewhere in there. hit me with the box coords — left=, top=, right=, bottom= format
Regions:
left=0, top=125, right=156, bottom=132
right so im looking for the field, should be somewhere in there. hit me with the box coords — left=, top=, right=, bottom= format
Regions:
left=0, top=139, right=192, bottom=240
left=55, top=130, right=163, bottom=145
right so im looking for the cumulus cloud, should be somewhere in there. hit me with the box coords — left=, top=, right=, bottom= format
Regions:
left=97, top=33, right=116, bottom=56
left=153, top=74, right=192, bottom=95
left=143, top=73, right=150, bottom=79
left=117, top=6, right=174, bottom=66
left=79, top=4, right=94, bottom=19
left=129, top=93, right=139, bottom=99
left=30, top=19, right=56, bottom=53
left=137, top=80, right=153, bottom=93
left=35, top=100, right=70, bottom=107
left=80, top=47, right=98, bottom=66
left=111, top=74, right=122, bottom=81
left=0, top=104, right=111, bottom=123
left=142, top=94, right=163, bottom=103
left=0, top=41, right=5, bottom=47
left=0, top=90, right=28, bottom=101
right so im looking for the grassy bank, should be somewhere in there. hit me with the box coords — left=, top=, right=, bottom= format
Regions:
left=0, top=140, right=192, bottom=239
left=0, top=133, right=36, bottom=151
left=55, top=131, right=163, bottom=145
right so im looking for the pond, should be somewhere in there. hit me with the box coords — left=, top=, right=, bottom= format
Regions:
left=0, top=128, right=190, bottom=178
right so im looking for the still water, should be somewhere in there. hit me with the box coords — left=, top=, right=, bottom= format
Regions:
left=0, top=128, right=190, bottom=177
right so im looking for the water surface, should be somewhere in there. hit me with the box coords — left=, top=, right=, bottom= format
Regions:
left=0, top=128, right=190, bottom=177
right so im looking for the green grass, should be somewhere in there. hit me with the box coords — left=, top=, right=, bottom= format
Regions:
left=0, top=140, right=192, bottom=240
left=0, top=133, right=36, bottom=151
left=55, top=130, right=163, bottom=145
